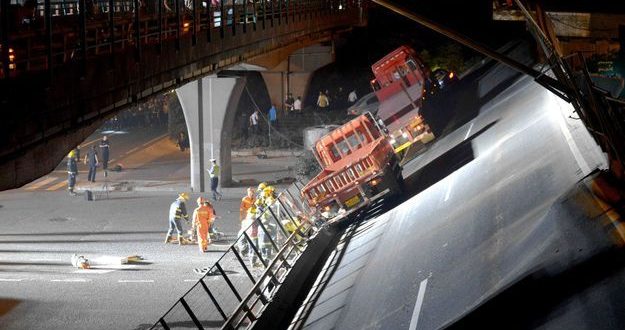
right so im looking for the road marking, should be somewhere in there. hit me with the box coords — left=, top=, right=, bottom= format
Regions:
left=141, top=134, right=168, bottom=148
left=125, top=147, right=140, bottom=155
left=184, top=279, right=198, bottom=282
left=408, top=278, right=429, bottom=330
left=24, top=177, right=57, bottom=190
left=51, top=279, right=90, bottom=282
left=553, top=97, right=591, bottom=175
left=118, top=279, right=154, bottom=283
left=46, top=180, right=68, bottom=191
left=464, top=122, right=474, bottom=141
left=0, top=279, right=24, bottom=282
left=443, top=175, right=455, bottom=202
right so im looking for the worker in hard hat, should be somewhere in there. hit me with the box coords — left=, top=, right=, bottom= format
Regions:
left=67, top=150, right=78, bottom=196
left=240, top=187, right=256, bottom=221
left=165, top=192, right=190, bottom=245
left=258, top=214, right=277, bottom=262
left=193, top=197, right=215, bottom=253
left=240, top=205, right=262, bottom=267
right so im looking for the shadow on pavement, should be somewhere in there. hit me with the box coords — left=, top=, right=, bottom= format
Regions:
left=446, top=247, right=625, bottom=329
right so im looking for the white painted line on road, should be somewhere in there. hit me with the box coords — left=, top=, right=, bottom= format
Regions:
left=25, top=177, right=57, bottom=190
left=51, top=279, right=91, bottom=282
left=118, top=279, right=154, bottom=283
left=408, top=278, right=429, bottom=330
left=184, top=279, right=198, bottom=282
left=443, top=175, right=455, bottom=202
left=553, top=97, right=591, bottom=175
left=73, top=269, right=116, bottom=274
left=0, top=278, right=24, bottom=282
left=125, top=147, right=140, bottom=155
left=46, top=180, right=67, bottom=191
left=464, top=122, right=474, bottom=141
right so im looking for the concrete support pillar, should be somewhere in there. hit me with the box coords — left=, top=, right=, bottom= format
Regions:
left=176, top=75, right=246, bottom=191
left=260, top=44, right=334, bottom=111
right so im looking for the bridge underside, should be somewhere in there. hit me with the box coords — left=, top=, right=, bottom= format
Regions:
left=0, top=3, right=364, bottom=191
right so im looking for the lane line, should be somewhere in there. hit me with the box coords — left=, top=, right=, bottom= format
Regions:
left=51, top=279, right=90, bottom=282
left=46, top=180, right=68, bottom=191
left=24, top=177, right=57, bottom=190
left=141, top=133, right=168, bottom=148
left=0, top=279, right=24, bottom=282
left=125, top=147, right=140, bottom=155
left=184, top=279, right=198, bottom=282
left=118, top=279, right=154, bottom=283
left=408, top=278, right=429, bottom=330
left=443, top=175, right=455, bottom=202
left=552, top=95, right=591, bottom=175
left=464, top=122, right=474, bottom=141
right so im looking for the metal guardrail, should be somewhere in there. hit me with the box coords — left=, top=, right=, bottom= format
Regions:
left=151, top=181, right=322, bottom=330
left=0, top=0, right=362, bottom=79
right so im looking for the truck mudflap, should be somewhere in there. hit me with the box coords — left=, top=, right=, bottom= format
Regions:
left=327, top=188, right=390, bottom=225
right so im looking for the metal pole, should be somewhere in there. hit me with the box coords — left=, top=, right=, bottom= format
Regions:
left=371, top=0, right=570, bottom=99
left=158, top=0, right=163, bottom=53
left=79, top=0, right=87, bottom=76
left=134, top=0, right=141, bottom=60
left=175, top=0, right=181, bottom=50
left=1, top=0, right=10, bottom=79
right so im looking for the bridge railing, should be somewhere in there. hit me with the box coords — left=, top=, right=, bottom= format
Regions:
left=151, top=181, right=323, bottom=330
left=0, top=0, right=361, bottom=79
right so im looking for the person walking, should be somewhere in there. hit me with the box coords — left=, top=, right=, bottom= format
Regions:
left=268, top=104, right=277, bottom=127
left=207, top=159, right=223, bottom=201
left=249, top=110, right=260, bottom=147
left=317, top=91, right=329, bottom=111
left=284, top=93, right=294, bottom=113
left=193, top=197, right=215, bottom=253
left=99, top=136, right=110, bottom=171
left=293, top=96, right=302, bottom=114
left=67, top=150, right=78, bottom=196
left=348, top=90, right=358, bottom=104
left=240, top=187, right=256, bottom=221
left=84, top=145, right=99, bottom=182
left=165, top=192, right=190, bottom=245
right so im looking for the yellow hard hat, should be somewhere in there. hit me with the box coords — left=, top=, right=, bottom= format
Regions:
left=68, top=150, right=76, bottom=158
left=178, top=192, right=190, bottom=201
left=258, top=182, right=267, bottom=190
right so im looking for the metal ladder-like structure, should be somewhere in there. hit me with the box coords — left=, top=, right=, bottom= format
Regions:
left=151, top=181, right=321, bottom=330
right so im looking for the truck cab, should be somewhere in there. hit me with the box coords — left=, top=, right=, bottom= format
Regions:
left=302, top=113, right=403, bottom=218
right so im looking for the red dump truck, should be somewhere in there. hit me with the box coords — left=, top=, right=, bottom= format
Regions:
left=301, top=112, right=403, bottom=217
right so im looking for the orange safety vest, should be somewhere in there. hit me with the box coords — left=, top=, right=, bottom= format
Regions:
left=194, top=205, right=215, bottom=229
left=240, top=196, right=255, bottom=220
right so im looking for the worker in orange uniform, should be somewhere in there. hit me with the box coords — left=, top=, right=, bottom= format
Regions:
left=240, top=187, right=256, bottom=221
left=193, top=197, right=215, bottom=253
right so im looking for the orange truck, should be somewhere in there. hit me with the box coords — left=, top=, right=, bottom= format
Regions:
left=301, top=112, right=404, bottom=218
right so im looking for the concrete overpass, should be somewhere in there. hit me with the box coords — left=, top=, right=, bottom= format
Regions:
left=0, top=0, right=367, bottom=191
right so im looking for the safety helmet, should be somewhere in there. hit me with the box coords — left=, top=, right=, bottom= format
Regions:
left=247, top=205, right=257, bottom=215
left=178, top=192, right=190, bottom=201
left=197, top=197, right=205, bottom=205
left=257, top=182, right=267, bottom=190
left=68, top=150, right=76, bottom=158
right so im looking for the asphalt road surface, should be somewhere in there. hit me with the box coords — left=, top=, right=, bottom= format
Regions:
left=294, top=65, right=621, bottom=328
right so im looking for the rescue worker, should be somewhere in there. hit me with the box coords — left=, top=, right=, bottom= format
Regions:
left=239, top=205, right=261, bottom=267
left=67, top=150, right=78, bottom=196
left=240, top=187, right=256, bottom=221
left=165, top=192, right=190, bottom=245
left=84, top=145, right=99, bottom=182
left=193, top=197, right=215, bottom=253
left=207, top=159, right=223, bottom=201
left=99, top=136, right=110, bottom=171
left=257, top=214, right=277, bottom=262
